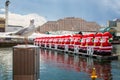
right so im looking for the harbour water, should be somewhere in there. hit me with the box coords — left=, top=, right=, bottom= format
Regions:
left=0, top=45, right=120, bottom=80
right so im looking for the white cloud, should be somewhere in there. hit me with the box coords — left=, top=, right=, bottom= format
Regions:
left=0, top=8, right=5, bottom=12
left=0, top=11, right=47, bottom=27
left=100, top=0, right=120, bottom=14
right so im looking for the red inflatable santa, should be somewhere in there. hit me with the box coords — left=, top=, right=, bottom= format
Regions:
left=94, top=32, right=103, bottom=54
left=74, top=34, right=82, bottom=45
left=86, top=33, right=95, bottom=46
left=99, top=32, right=113, bottom=55
left=80, top=34, right=88, bottom=52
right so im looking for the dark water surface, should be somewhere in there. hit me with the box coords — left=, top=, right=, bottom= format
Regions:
left=0, top=45, right=120, bottom=80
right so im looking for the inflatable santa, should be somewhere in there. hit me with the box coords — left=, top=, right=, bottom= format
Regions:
left=99, top=32, right=113, bottom=55
left=94, top=32, right=103, bottom=54
left=80, top=34, right=88, bottom=52
left=86, top=33, right=95, bottom=46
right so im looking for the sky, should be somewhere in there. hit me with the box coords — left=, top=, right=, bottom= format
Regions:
left=0, top=0, right=120, bottom=27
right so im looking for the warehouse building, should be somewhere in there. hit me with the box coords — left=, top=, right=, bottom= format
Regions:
left=37, top=17, right=101, bottom=34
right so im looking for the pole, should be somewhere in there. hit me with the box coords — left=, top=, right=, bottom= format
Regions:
left=5, top=0, right=10, bottom=32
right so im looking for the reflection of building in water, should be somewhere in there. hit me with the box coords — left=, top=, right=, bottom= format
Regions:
left=40, top=49, right=112, bottom=80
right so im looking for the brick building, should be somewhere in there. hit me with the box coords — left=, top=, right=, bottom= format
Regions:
left=37, top=17, right=101, bottom=34
left=0, top=18, right=5, bottom=32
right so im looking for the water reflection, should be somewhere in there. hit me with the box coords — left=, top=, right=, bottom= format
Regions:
left=0, top=45, right=119, bottom=80
left=0, top=48, right=12, bottom=80
left=40, top=49, right=112, bottom=80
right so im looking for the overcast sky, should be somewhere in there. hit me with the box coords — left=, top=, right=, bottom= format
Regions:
left=0, top=0, right=120, bottom=26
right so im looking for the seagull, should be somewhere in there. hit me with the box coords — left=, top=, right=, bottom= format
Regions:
left=14, top=19, right=36, bottom=45
left=14, top=19, right=35, bottom=36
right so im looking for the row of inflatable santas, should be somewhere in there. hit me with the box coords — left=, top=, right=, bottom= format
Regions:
left=34, top=32, right=113, bottom=56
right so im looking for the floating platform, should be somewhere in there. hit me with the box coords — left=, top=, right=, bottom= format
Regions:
left=34, top=32, right=119, bottom=61
left=111, top=40, right=120, bottom=44
left=40, top=46, right=118, bottom=61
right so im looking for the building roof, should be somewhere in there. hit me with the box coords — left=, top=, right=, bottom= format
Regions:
left=8, top=25, right=23, bottom=28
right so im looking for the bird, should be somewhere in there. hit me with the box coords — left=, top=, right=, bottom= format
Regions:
left=14, top=19, right=36, bottom=45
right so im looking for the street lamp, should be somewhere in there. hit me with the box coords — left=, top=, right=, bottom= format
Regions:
left=5, top=0, right=10, bottom=32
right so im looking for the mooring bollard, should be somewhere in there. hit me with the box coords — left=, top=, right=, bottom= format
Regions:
left=74, top=45, right=79, bottom=53
left=49, top=43, right=51, bottom=49
left=45, top=43, right=47, bottom=48
left=65, top=45, right=68, bottom=51
left=55, top=44, right=58, bottom=49
left=39, top=42, right=41, bottom=47
left=87, top=46, right=94, bottom=55
left=13, top=45, right=40, bottom=80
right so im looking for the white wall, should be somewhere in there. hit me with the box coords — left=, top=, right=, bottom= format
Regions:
left=6, top=25, right=23, bottom=32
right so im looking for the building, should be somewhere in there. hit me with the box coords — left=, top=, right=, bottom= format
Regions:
left=107, top=19, right=120, bottom=36
left=0, top=17, right=23, bottom=32
left=6, top=25, right=23, bottom=32
left=0, top=18, right=5, bottom=32
left=37, top=17, right=101, bottom=34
